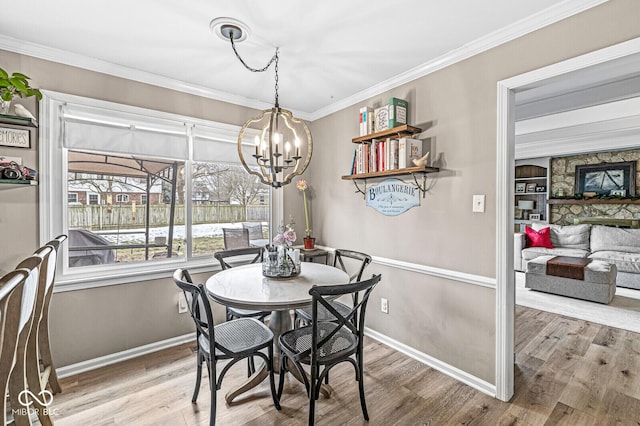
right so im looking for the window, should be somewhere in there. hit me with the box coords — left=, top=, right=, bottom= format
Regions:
left=115, top=194, right=129, bottom=203
left=40, top=92, right=277, bottom=289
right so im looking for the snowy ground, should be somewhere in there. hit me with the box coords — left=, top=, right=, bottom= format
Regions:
left=94, top=222, right=267, bottom=243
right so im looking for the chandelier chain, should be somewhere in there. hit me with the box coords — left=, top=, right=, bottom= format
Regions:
left=229, top=31, right=279, bottom=107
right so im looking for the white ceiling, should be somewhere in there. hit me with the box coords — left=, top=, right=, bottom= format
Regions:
left=0, top=0, right=603, bottom=119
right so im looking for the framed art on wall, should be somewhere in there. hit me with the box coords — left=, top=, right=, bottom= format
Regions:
left=515, top=183, right=526, bottom=193
left=526, top=183, right=537, bottom=193
left=575, top=161, right=636, bottom=196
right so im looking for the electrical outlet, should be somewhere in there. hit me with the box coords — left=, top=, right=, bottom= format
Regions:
left=380, top=298, right=389, bottom=314
left=178, top=292, right=188, bottom=314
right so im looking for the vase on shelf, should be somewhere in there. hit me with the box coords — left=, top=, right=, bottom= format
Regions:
left=303, top=237, right=315, bottom=250
left=0, top=98, right=10, bottom=115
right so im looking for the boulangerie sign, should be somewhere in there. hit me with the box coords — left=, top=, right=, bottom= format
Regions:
left=366, top=178, right=420, bottom=216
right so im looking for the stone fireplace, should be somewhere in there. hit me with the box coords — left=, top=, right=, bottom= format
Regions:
left=549, top=148, right=640, bottom=225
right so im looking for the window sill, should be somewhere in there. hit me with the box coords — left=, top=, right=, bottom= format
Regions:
left=53, top=259, right=220, bottom=293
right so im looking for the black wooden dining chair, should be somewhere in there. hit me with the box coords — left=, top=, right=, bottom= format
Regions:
left=295, top=249, right=372, bottom=326
left=214, top=247, right=271, bottom=322
left=173, top=269, right=280, bottom=426
left=277, top=274, right=382, bottom=426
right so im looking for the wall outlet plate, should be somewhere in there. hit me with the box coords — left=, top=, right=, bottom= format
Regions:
left=178, top=292, right=189, bottom=314
left=381, top=298, right=389, bottom=314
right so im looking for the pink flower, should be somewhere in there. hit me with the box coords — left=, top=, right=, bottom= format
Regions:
left=296, top=179, right=308, bottom=192
left=272, top=233, right=284, bottom=245
left=283, top=229, right=297, bottom=246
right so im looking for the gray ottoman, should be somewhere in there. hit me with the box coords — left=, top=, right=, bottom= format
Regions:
left=525, top=255, right=617, bottom=304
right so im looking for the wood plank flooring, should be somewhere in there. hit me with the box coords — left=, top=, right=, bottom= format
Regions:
left=48, top=306, right=640, bottom=425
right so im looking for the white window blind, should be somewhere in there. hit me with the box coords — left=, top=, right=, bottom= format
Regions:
left=192, top=124, right=255, bottom=164
left=61, top=103, right=189, bottom=160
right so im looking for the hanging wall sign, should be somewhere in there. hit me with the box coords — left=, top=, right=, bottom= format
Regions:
left=0, top=125, right=30, bottom=149
left=366, top=178, right=420, bottom=216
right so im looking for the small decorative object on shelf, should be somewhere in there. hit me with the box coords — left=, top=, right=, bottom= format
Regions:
left=296, top=178, right=315, bottom=249
left=262, top=221, right=301, bottom=278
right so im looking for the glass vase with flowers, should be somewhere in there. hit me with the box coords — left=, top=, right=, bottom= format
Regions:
left=262, top=221, right=301, bottom=278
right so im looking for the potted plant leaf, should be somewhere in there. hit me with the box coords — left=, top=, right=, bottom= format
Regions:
left=0, top=67, right=42, bottom=115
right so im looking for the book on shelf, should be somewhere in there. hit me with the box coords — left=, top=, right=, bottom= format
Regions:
left=374, top=106, right=389, bottom=132
left=359, top=106, right=374, bottom=136
left=350, top=148, right=357, bottom=174
left=388, top=139, right=398, bottom=170
left=398, top=138, right=422, bottom=169
left=388, top=97, right=408, bottom=128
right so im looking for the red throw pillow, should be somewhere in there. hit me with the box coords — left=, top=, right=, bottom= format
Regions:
left=524, top=226, right=554, bottom=248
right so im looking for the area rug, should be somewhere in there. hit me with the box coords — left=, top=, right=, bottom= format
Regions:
left=515, top=272, right=640, bottom=334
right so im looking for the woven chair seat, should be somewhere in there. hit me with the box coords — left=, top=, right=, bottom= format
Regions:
left=198, top=317, right=273, bottom=357
left=280, top=322, right=358, bottom=364
left=296, top=300, right=351, bottom=323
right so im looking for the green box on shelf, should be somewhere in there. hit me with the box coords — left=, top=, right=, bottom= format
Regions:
left=388, top=97, right=408, bottom=128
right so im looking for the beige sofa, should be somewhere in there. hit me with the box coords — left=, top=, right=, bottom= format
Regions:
left=515, top=223, right=640, bottom=290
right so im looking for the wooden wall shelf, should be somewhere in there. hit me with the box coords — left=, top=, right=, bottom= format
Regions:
left=342, top=166, right=439, bottom=198
left=341, top=165, right=439, bottom=180
left=351, top=124, right=422, bottom=143
left=548, top=198, right=640, bottom=205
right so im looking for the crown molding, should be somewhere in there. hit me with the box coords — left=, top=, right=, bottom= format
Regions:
left=0, top=0, right=606, bottom=123
left=308, top=0, right=608, bottom=121
left=0, top=34, right=285, bottom=115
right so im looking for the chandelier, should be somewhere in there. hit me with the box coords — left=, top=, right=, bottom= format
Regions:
left=213, top=20, right=312, bottom=188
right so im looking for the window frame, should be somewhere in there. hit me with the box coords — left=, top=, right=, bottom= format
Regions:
left=40, top=91, right=282, bottom=292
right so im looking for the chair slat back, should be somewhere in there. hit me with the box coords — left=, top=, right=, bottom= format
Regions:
left=242, top=222, right=264, bottom=240
left=0, top=269, right=27, bottom=372
left=0, top=269, right=27, bottom=418
left=223, top=228, right=250, bottom=250
left=42, top=234, right=67, bottom=292
left=301, top=274, right=381, bottom=360
left=333, top=249, right=372, bottom=283
left=214, top=247, right=264, bottom=270
left=14, top=255, right=45, bottom=334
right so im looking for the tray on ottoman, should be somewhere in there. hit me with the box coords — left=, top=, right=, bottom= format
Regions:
left=525, top=255, right=617, bottom=304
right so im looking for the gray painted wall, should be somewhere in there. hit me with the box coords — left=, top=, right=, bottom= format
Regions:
left=0, top=0, right=639, bottom=384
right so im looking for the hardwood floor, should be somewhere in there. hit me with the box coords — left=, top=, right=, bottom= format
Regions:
left=49, top=306, right=640, bottom=425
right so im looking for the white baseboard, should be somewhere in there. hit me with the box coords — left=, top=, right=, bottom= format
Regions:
left=56, top=333, right=195, bottom=378
left=364, top=327, right=496, bottom=397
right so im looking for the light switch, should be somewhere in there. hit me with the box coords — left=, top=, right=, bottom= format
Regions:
left=473, top=195, right=485, bottom=213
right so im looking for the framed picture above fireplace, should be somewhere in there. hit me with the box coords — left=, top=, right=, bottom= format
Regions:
left=575, top=161, right=636, bottom=196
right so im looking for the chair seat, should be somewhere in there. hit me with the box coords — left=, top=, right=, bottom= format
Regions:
left=228, top=307, right=271, bottom=319
left=198, top=317, right=273, bottom=357
left=279, top=322, right=358, bottom=364
left=295, top=300, right=351, bottom=323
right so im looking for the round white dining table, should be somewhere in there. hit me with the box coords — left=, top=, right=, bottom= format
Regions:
left=205, top=262, right=349, bottom=403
